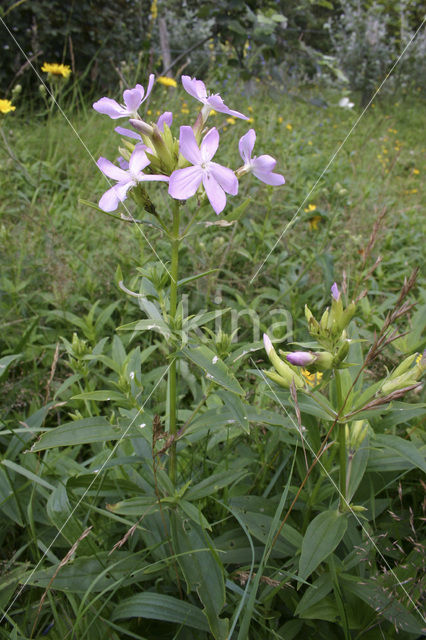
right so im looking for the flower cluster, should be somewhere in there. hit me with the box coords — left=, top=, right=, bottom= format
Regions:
left=263, top=283, right=356, bottom=389
left=92, top=75, right=285, bottom=215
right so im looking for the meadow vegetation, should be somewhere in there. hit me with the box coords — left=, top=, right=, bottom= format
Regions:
left=0, top=67, right=425, bottom=639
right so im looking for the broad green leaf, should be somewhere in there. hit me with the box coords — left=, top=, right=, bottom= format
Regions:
left=106, top=495, right=160, bottom=516
left=298, top=510, right=347, bottom=582
left=112, top=592, right=209, bottom=631
left=117, top=318, right=171, bottom=339
left=30, top=417, right=142, bottom=451
left=0, top=353, right=21, bottom=381
left=1, top=460, right=54, bottom=491
left=182, top=344, right=243, bottom=395
left=342, top=574, right=424, bottom=635
left=216, top=389, right=250, bottom=433
left=371, top=434, right=426, bottom=473
left=179, top=499, right=211, bottom=530
left=171, top=511, right=229, bottom=639
left=25, top=552, right=155, bottom=594
left=185, top=470, right=247, bottom=501
left=295, top=573, right=333, bottom=616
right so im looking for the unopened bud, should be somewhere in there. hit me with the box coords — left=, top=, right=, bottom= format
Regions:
left=286, top=351, right=316, bottom=367
left=391, top=353, right=418, bottom=379
left=263, top=334, right=304, bottom=388
left=129, top=118, right=154, bottom=137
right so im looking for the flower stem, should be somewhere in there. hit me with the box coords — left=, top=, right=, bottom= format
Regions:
left=168, top=202, right=180, bottom=486
left=335, top=370, right=347, bottom=512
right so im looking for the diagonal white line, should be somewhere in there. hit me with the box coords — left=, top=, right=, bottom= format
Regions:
left=0, top=359, right=174, bottom=624
left=249, top=18, right=426, bottom=284
left=0, top=17, right=172, bottom=281
left=252, top=358, right=426, bottom=625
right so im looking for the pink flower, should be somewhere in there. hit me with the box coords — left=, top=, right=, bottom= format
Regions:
left=182, top=75, right=248, bottom=120
left=97, top=146, right=168, bottom=212
left=93, top=75, right=155, bottom=120
left=168, top=126, right=238, bottom=215
left=239, top=129, right=285, bottom=186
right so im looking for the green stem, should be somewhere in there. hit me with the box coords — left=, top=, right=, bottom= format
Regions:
left=335, top=370, right=347, bottom=512
left=168, top=202, right=180, bottom=486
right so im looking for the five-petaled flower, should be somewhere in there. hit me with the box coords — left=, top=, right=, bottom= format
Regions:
left=238, top=129, right=285, bottom=186
left=169, top=126, right=238, bottom=215
left=93, top=75, right=155, bottom=120
left=182, top=75, right=248, bottom=121
left=97, top=146, right=168, bottom=212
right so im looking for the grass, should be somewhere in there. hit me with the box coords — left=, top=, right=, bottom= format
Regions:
left=0, top=76, right=425, bottom=639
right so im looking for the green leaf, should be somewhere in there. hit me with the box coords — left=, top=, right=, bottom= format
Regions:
left=1, top=460, right=54, bottom=490
left=179, top=499, right=212, bottom=531
left=112, top=592, right=209, bottom=631
left=216, top=390, right=250, bottom=433
left=185, top=470, right=247, bottom=501
left=171, top=512, right=229, bottom=639
left=372, top=434, right=426, bottom=473
left=0, top=353, right=21, bottom=381
left=182, top=345, right=244, bottom=395
left=295, top=573, right=333, bottom=616
left=71, top=390, right=126, bottom=402
left=342, top=574, right=425, bottom=635
left=30, top=417, right=142, bottom=451
left=298, top=510, right=348, bottom=582
left=178, top=269, right=219, bottom=287
left=117, top=318, right=171, bottom=339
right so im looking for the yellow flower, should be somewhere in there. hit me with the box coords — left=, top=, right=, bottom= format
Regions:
left=247, top=106, right=253, bottom=113
left=413, top=168, right=420, bottom=175
left=277, top=116, right=283, bottom=124
left=308, top=215, right=322, bottom=231
left=286, top=123, right=292, bottom=131
left=157, top=76, right=177, bottom=88
left=41, top=62, right=71, bottom=78
left=181, top=108, right=189, bottom=114
left=308, top=140, right=312, bottom=146
left=247, top=117, right=254, bottom=123
left=302, top=369, right=323, bottom=386
left=226, top=117, right=236, bottom=125
left=210, top=109, right=217, bottom=116
left=0, top=99, right=16, bottom=114
left=304, top=203, right=317, bottom=213
left=147, top=109, right=152, bottom=115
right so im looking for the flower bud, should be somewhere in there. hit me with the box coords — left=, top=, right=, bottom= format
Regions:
left=314, top=350, right=334, bottom=371
left=391, top=353, right=419, bottom=379
left=305, top=305, right=320, bottom=335
left=381, top=372, right=419, bottom=395
left=286, top=351, right=316, bottom=367
left=129, top=118, right=154, bottom=137
left=346, top=420, right=368, bottom=450
left=263, top=334, right=304, bottom=388
left=333, top=340, right=350, bottom=366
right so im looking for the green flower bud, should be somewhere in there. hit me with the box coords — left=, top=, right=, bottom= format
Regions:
left=263, top=334, right=305, bottom=388
left=390, top=353, right=419, bottom=379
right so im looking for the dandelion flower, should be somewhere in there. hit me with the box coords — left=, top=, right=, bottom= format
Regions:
left=41, top=62, right=71, bottom=78
left=157, top=76, right=177, bottom=88
left=0, top=99, right=16, bottom=114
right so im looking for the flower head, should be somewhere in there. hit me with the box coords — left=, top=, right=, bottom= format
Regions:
left=41, top=62, right=71, bottom=78
left=238, top=129, right=285, bottom=186
left=169, top=126, right=238, bottom=215
left=0, top=99, right=16, bottom=114
left=157, top=76, right=177, bottom=88
left=182, top=75, right=248, bottom=120
left=96, top=146, right=168, bottom=212
left=93, top=75, right=155, bottom=120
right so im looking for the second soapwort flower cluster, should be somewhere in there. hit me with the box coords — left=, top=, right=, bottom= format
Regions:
left=93, top=74, right=285, bottom=216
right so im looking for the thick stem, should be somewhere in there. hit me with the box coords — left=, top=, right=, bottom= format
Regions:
left=168, top=203, right=180, bottom=486
left=335, top=370, right=347, bottom=511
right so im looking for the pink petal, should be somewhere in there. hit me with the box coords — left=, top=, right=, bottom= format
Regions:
left=239, top=129, right=256, bottom=164
left=115, top=181, right=134, bottom=202
left=97, top=157, right=128, bottom=182
left=129, top=147, right=150, bottom=174
left=181, top=75, right=207, bottom=102
left=157, top=111, right=173, bottom=132
left=202, top=173, right=226, bottom=215
left=138, top=174, right=169, bottom=182
left=253, top=168, right=285, bottom=186
left=200, top=128, right=219, bottom=163
left=253, top=154, right=277, bottom=172
left=169, top=166, right=202, bottom=200
left=206, top=95, right=248, bottom=120
left=179, top=126, right=201, bottom=165
left=99, top=185, right=120, bottom=212
left=144, top=74, right=155, bottom=102
left=123, top=84, right=144, bottom=114
left=115, top=126, right=142, bottom=141
left=93, top=97, right=127, bottom=119
left=209, top=163, right=238, bottom=196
